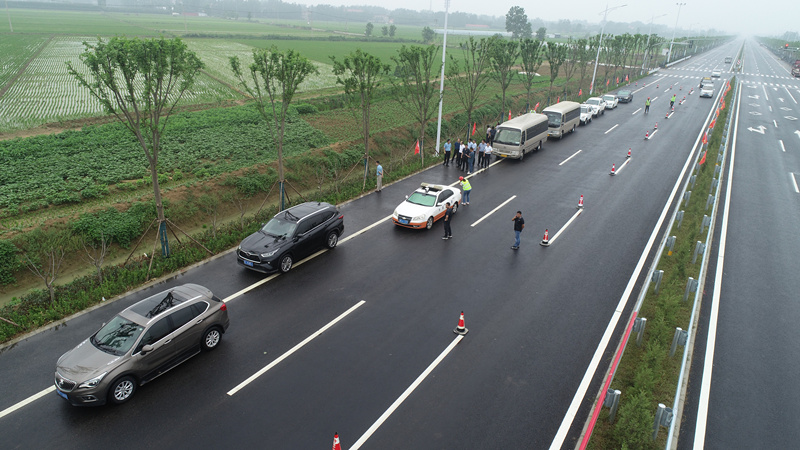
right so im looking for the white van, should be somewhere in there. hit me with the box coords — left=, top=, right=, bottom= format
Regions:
left=542, top=101, right=581, bottom=138
left=492, top=113, right=549, bottom=160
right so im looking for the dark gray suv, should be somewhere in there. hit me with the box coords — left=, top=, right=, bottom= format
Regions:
left=237, top=202, right=344, bottom=273
left=55, top=284, right=229, bottom=406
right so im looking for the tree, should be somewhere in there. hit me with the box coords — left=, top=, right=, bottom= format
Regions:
left=230, top=46, right=318, bottom=210
left=390, top=45, right=440, bottom=165
left=19, top=228, right=73, bottom=303
left=576, top=38, right=596, bottom=95
left=80, top=231, right=111, bottom=284
left=331, top=50, right=391, bottom=190
left=489, top=38, right=520, bottom=116
left=389, top=24, right=397, bottom=37
left=519, top=38, right=545, bottom=109
left=365, top=22, right=374, bottom=37
left=446, top=36, right=494, bottom=139
left=505, top=6, right=532, bottom=39
left=536, top=26, right=547, bottom=41
left=67, top=37, right=203, bottom=258
left=422, top=26, right=435, bottom=43
left=545, top=41, right=568, bottom=103
left=560, top=39, right=579, bottom=97
left=381, top=25, right=389, bottom=37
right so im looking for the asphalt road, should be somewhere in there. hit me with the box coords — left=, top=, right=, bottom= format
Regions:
left=679, top=40, right=800, bottom=449
left=0, top=44, right=735, bottom=449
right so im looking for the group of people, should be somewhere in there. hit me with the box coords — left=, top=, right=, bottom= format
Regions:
left=442, top=137, right=494, bottom=173
left=442, top=197, right=524, bottom=251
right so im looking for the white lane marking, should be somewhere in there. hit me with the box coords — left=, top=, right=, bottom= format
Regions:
left=340, top=215, right=392, bottom=245
left=791, top=173, right=800, bottom=193
left=615, top=158, right=631, bottom=175
left=350, top=334, right=464, bottom=450
left=780, top=87, right=797, bottom=104
left=694, top=80, right=743, bottom=448
left=632, top=107, right=642, bottom=115
left=647, top=129, right=659, bottom=139
left=222, top=273, right=282, bottom=303
left=471, top=195, right=516, bottom=227
left=780, top=140, right=786, bottom=152
left=605, top=124, right=619, bottom=134
left=769, top=106, right=773, bottom=112
left=653, top=96, right=659, bottom=102
left=550, top=74, right=718, bottom=450
left=0, top=386, right=55, bottom=420
left=774, top=120, right=778, bottom=128
left=547, top=209, right=582, bottom=246
left=763, top=84, right=769, bottom=101
left=559, top=150, right=582, bottom=166
left=227, top=300, right=366, bottom=396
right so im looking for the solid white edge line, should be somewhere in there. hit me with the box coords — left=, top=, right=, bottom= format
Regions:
left=693, top=79, right=742, bottom=449
left=791, top=173, right=800, bottom=193
left=548, top=209, right=582, bottom=245
left=471, top=195, right=516, bottom=227
left=559, top=150, right=582, bottom=166
left=339, top=215, right=393, bottom=244
left=632, top=107, right=642, bottom=115
left=779, top=140, right=786, bottom=153
left=227, top=300, right=366, bottom=396
left=604, top=124, right=619, bottom=134
left=0, top=386, right=55, bottom=420
left=350, top=334, right=464, bottom=450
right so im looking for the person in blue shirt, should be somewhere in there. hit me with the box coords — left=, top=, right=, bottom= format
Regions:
left=443, top=139, right=452, bottom=166
left=376, top=161, right=383, bottom=192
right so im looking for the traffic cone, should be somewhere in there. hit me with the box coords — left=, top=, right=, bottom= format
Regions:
left=540, top=229, right=550, bottom=246
left=666, top=111, right=670, bottom=118
left=577, top=194, right=584, bottom=209
left=454, top=311, right=469, bottom=335
left=332, top=433, right=341, bottom=450
left=654, top=122, right=658, bottom=130
left=657, top=84, right=659, bottom=88
left=627, top=148, right=631, bottom=158
left=671, top=106, right=674, bottom=112
left=610, top=163, right=616, bottom=176
left=645, top=130, right=649, bottom=139
left=680, top=85, right=683, bottom=90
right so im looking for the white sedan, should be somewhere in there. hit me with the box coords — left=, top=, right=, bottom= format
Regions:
left=602, top=94, right=619, bottom=109
left=585, top=97, right=606, bottom=116
left=392, top=183, right=461, bottom=229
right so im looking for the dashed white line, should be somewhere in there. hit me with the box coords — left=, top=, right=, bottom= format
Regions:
left=774, top=120, right=778, bottom=127
left=340, top=215, right=392, bottom=244
left=559, top=150, right=582, bottom=166
left=763, top=84, right=769, bottom=101
left=632, top=107, right=642, bottom=115
left=227, top=300, right=366, bottom=396
left=605, top=124, right=619, bottom=134
left=471, top=195, right=516, bottom=227
left=791, top=173, right=800, bottom=193
left=785, top=86, right=798, bottom=104
left=780, top=140, right=786, bottom=152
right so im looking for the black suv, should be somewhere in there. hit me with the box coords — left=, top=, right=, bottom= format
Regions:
left=237, top=202, right=344, bottom=273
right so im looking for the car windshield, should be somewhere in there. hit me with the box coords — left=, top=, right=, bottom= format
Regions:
left=581, top=105, right=590, bottom=113
left=91, top=315, right=144, bottom=356
left=618, top=90, right=631, bottom=96
left=407, top=192, right=436, bottom=207
left=544, top=111, right=562, bottom=126
left=603, top=95, right=614, bottom=101
left=704, top=83, right=714, bottom=89
left=494, top=128, right=521, bottom=145
left=261, top=217, right=297, bottom=238
left=587, top=98, right=600, bottom=105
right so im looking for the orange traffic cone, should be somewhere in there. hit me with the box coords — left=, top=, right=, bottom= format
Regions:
left=610, top=163, right=616, bottom=176
left=540, top=229, right=550, bottom=246
left=577, top=194, right=584, bottom=209
left=666, top=111, right=670, bottom=118
left=645, top=130, right=650, bottom=139
left=454, top=311, right=469, bottom=335
left=332, top=433, right=341, bottom=450
left=655, top=122, right=658, bottom=129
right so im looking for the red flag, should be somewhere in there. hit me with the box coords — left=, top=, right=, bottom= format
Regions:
left=557, top=96, right=560, bottom=103
left=590, top=81, right=593, bottom=91
left=715, top=108, right=720, bottom=117
left=709, top=119, right=716, bottom=129
left=509, top=110, right=512, bottom=120
left=414, top=139, right=420, bottom=154
left=625, top=74, right=629, bottom=82
left=699, top=151, right=707, bottom=165
left=616, top=77, right=619, bottom=84
left=579, top=88, right=582, bottom=96
left=534, top=101, right=540, bottom=111
left=702, top=132, right=708, bottom=145
left=472, top=122, right=476, bottom=136
left=606, top=79, right=610, bottom=87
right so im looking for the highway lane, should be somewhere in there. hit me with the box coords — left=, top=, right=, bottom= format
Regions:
left=0, top=47, right=729, bottom=449
left=679, top=39, right=800, bottom=449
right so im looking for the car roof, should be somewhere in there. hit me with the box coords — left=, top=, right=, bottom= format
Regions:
left=416, top=183, right=451, bottom=193
left=121, top=284, right=211, bottom=325
left=274, top=202, right=335, bottom=222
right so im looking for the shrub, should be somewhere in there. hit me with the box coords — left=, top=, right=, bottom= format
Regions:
left=293, top=103, right=319, bottom=115
left=0, top=240, right=20, bottom=285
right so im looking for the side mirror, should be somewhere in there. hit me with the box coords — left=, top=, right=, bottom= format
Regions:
left=405, top=195, right=409, bottom=200
left=141, top=344, right=154, bottom=355
left=293, top=235, right=300, bottom=242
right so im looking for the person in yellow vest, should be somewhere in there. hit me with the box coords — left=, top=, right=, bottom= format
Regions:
left=459, top=176, right=472, bottom=205
left=645, top=97, right=651, bottom=114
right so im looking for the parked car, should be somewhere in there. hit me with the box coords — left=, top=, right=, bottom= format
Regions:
left=237, top=202, right=344, bottom=273
left=55, top=284, right=229, bottom=406
left=616, top=89, right=633, bottom=103
left=584, top=97, right=606, bottom=116
left=700, top=77, right=712, bottom=88
left=579, top=104, right=593, bottom=125
left=392, top=183, right=461, bottom=229
left=700, top=82, right=715, bottom=98
left=602, top=94, right=619, bottom=109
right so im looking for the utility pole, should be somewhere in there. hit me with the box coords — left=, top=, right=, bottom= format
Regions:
left=666, top=2, right=686, bottom=65
left=434, top=0, right=450, bottom=157
left=589, top=3, right=626, bottom=95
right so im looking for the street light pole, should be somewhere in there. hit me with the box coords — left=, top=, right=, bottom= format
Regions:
left=434, top=0, right=450, bottom=157
left=666, top=2, right=686, bottom=65
left=641, top=13, right=666, bottom=73
left=589, top=3, right=626, bottom=95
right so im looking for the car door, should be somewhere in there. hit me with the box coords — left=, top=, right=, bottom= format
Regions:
left=131, top=316, right=175, bottom=378
left=436, top=191, right=452, bottom=219
left=163, top=303, right=205, bottom=356
left=292, top=216, right=319, bottom=259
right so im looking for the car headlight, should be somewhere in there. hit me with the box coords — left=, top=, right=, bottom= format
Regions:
left=78, top=372, right=107, bottom=389
left=412, top=214, right=426, bottom=222
left=260, top=249, right=278, bottom=258
left=392, top=209, right=398, bottom=217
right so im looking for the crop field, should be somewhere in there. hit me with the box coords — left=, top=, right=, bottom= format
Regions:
left=0, top=34, right=48, bottom=88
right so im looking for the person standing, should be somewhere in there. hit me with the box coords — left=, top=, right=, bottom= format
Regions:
left=467, top=139, right=476, bottom=174
left=459, top=176, right=472, bottom=205
left=477, top=139, right=486, bottom=168
left=490, top=125, right=496, bottom=146
left=511, top=211, right=525, bottom=249
left=456, top=139, right=464, bottom=170
left=442, top=201, right=453, bottom=239
left=483, top=142, right=493, bottom=168
left=645, top=97, right=651, bottom=114
left=376, top=160, right=383, bottom=192
left=443, top=139, right=452, bottom=166
left=670, top=94, right=676, bottom=108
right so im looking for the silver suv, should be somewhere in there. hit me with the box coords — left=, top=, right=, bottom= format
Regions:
left=55, top=284, right=229, bottom=406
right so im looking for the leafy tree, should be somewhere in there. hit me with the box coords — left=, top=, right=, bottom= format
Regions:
left=0, top=239, right=21, bottom=286
left=505, top=6, right=532, bottom=39
left=365, top=22, right=374, bottom=37
left=389, top=24, right=397, bottom=37
left=67, top=37, right=203, bottom=258
left=230, top=46, right=318, bottom=210
left=390, top=45, right=440, bottom=165
left=560, top=39, right=579, bottom=97
left=536, top=26, right=547, bottom=41
left=519, top=38, right=545, bottom=109
left=576, top=38, right=596, bottom=95
left=422, top=26, right=435, bottom=43
left=489, top=38, right=520, bottom=116
left=382, top=25, right=389, bottom=37
left=18, top=228, right=73, bottom=303
left=331, top=50, right=391, bottom=189
left=545, top=41, right=568, bottom=103
left=446, top=36, right=494, bottom=140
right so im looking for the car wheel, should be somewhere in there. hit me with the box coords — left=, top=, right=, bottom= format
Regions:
left=425, top=217, right=434, bottom=229
left=519, top=149, right=524, bottom=161
left=201, top=327, right=222, bottom=351
left=279, top=254, right=293, bottom=273
left=108, top=376, right=136, bottom=405
left=326, top=230, right=339, bottom=249
left=451, top=202, right=459, bottom=214
left=571, top=124, right=576, bottom=133
left=536, top=141, right=542, bottom=151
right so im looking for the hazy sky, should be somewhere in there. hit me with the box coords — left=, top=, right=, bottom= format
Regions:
left=294, top=0, right=798, bottom=37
